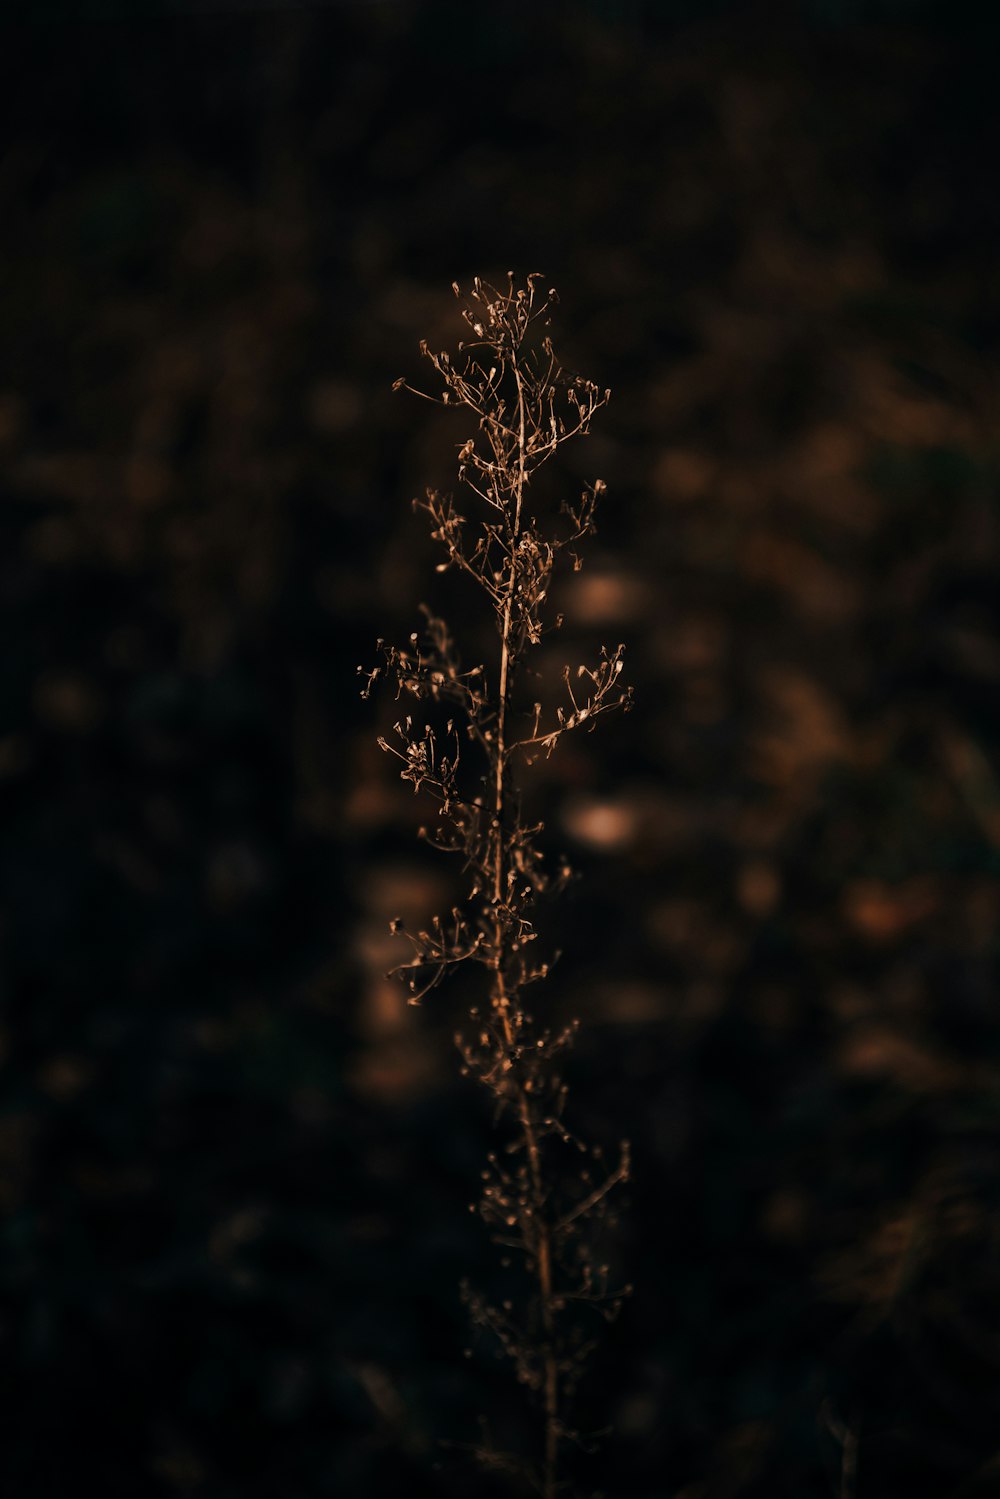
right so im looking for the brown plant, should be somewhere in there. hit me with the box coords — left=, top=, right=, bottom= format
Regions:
left=361, top=273, right=633, bottom=1498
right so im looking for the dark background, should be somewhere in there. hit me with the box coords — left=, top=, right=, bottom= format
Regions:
left=4, top=1, right=1000, bottom=1495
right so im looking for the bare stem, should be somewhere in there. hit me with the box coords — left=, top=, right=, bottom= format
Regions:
left=367, top=275, right=633, bottom=1498
left=491, top=350, right=559, bottom=1498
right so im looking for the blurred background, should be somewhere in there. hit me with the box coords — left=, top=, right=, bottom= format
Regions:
left=4, top=1, right=1000, bottom=1495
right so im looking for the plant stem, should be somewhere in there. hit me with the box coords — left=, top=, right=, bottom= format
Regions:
left=490, top=352, right=559, bottom=1499
left=376, top=277, right=631, bottom=1497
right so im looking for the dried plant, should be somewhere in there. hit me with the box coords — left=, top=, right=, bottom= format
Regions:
left=361, top=273, right=633, bottom=1498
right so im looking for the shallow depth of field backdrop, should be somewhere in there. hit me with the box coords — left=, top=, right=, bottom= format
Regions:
left=4, top=2, right=1000, bottom=1495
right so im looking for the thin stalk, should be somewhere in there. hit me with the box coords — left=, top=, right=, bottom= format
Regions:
left=490, top=352, right=559, bottom=1499
left=373, top=276, right=632, bottom=1499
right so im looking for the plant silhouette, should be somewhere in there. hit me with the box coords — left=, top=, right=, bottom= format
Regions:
left=362, top=274, right=632, bottom=1498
